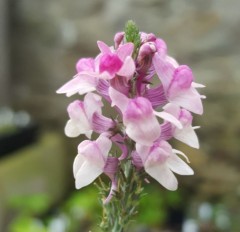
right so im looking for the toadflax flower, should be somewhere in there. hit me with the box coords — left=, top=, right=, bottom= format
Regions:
left=65, top=92, right=114, bottom=138
left=57, top=20, right=205, bottom=231
left=136, top=141, right=193, bottom=191
left=73, top=134, right=112, bottom=189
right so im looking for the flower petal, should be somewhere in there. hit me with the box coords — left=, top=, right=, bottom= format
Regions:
left=125, top=115, right=160, bottom=146
left=117, top=56, right=135, bottom=80
left=109, top=87, right=129, bottom=112
left=97, top=41, right=112, bottom=54
left=145, top=164, right=178, bottom=191
left=116, top=43, right=134, bottom=61
left=174, top=126, right=199, bottom=149
left=84, top=93, right=103, bottom=120
left=73, top=154, right=85, bottom=178
left=75, top=159, right=103, bottom=189
left=96, top=135, right=112, bottom=159
left=169, top=87, right=203, bottom=115
left=64, top=119, right=92, bottom=138
left=56, top=73, right=97, bottom=96
left=167, top=154, right=194, bottom=175
left=153, top=53, right=175, bottom=90
left=154, top=111, right=182, bottom=129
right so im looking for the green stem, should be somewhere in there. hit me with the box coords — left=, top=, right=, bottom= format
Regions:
left=99, top=160, right=143, bottom=232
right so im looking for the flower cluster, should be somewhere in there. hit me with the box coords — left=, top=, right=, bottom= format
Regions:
left=57, top=25, right=205, bottom=202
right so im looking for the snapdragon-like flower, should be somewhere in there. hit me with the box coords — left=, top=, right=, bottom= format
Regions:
left=65, top=92, right=114, bottom=138
left=136, top=141, right=193, bottom=191
left=73, top=134, right=112, bottom=189
left=57, top=22, right=205, bottom=202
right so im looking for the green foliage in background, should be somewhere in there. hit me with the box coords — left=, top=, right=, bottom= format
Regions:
left=7, top=184, right=184, bottom=232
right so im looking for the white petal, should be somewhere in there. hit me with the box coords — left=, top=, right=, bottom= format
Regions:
left=125, top=116, right=160, bottom=146
left=170, top=87, right=203, bottom=115
left=75, top=160, right=103, bottom=189
left=167, top=154, right=194, bottom=175
left=174, top=126, right=199, bottom=149
left=84, top=93, right=103, bottom=119
left=154, top=111, right=182, bottom=129
left=192, top=82, right=205, bottom=88
left=172, top=149, right=190, bottom=163
left=145, top=164, right=178, bottom=191
left=73, top=154, right=85, bottom=178
left=117, top=56, right=135, bottom=80
left=108, top=87, right=129, bottom=112
left=64, top=119, right=92, bottom=138
left=96, top=135, right=112, bottom=159
left=56, top=73, right=97, bottom=96
left=136, top=144, right=151, bottom=164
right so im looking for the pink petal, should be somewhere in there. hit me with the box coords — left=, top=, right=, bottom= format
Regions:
left=153, top=53, right=175, bottom=90
left=124, top=97, right=160, bottom=145
left=56, top=73, right=97, bottom=96
left=143, top=85, right=167, bottom=108
left=125, top=116, right=160, bottom=146
left=99, top=53, right=123, bottom=76
left=97, top=41, right=112, bottom=54
left=167, top=154, right=194, bottom=175
left=78, top=140, right=106, bottom=166
left=92, top=113, right=114, bottom=134
left=154, top=111, right=182, bottom=129
left=117, top=56, right=135, bottom=80
left=109, top=87, right=129, bottom=112
left=84, top=93, right=103, bottom=120
left=76, top=58, right=95, bottom=73
left=96, top=135, right=112, bottom=160
left=168, top=65, right=193, bottom=93
left=116, top=43, right=134, bottom=61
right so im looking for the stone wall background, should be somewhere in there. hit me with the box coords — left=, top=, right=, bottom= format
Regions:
left=4, top=0, right=239, bottom=128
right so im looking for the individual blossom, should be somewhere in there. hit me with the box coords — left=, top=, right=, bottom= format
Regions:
left=73, top=134, right=113, bottom=189
left=109, top=86, right=182, bottom=146
left=160, top=103, right=200, bottom=148
left=136, top=140, right=193, bottom=190
left=56, top=41, right=136, bottom=97
left=64, top=92, right=113, bottom=138
left=153, top=54, right=204, bottom=114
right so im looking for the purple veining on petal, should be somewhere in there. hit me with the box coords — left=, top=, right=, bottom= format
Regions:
left=131, top=151, right=144, bottom=170
left=159, top=122, right=173, bottom=141
left=92, top=112, right=115, bottom=134
left=144, top=85, right=168, bottom=109
left=104, top=157, right=119, bottom=179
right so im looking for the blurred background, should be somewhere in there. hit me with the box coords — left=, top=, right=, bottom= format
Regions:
left=0, top=0, right=240, bottom=231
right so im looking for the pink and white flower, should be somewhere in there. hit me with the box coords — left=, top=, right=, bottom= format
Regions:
left=161, top=103, right=200, bottom=148
left=136, top=141, right=193, bottom=190
left=109, top=87, right=182, bottom=146
left=153, top=53, right=204, bottom=115
left=65, top=92, right=109, bottom=138
left=73, top=135, right=112, bottom=189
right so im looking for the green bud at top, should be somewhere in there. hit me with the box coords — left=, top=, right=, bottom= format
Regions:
left=124, top=20, right=141, bottom=56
